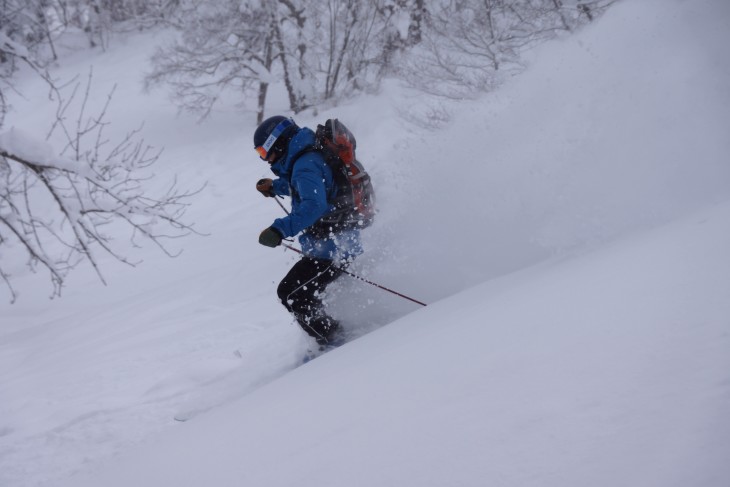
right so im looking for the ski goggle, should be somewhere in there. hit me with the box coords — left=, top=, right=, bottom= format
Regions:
left=255, top=118, right=294, bottom=160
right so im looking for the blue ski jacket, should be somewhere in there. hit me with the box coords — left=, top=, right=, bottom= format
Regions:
left=268, top=127, right=363, bottom=262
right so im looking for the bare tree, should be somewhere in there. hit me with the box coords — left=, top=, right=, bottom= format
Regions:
left=0, top=69, right=201, bottom=302
left=0, top=0, right=57, bottom=60
left=0, top=15, right=52, bottom=132
left=76, top=0, right=184, bottom=46
left=270, top=0, right=308, bottom=115
left=400, top=0, right=615, bottom=102
left=145, top=0, right=415, bottom=121
left=145, top=0, right=276, bottom=122
left=268, top=0, right=412, bottom=110
left=403, top=0, right=426, bottom=47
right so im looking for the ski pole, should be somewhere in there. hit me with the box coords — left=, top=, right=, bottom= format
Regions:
left=273, top=196, right=289, bottom=215
left=268, top=198, right=427, bottom=306
left=281, top=243, right=428, bottom=307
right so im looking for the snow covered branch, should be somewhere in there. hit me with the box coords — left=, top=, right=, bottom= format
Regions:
left=0, top=72, right=202, bottom=303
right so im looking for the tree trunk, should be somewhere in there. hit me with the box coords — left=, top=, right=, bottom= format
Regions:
left=272, top=15, right=306, bottom=113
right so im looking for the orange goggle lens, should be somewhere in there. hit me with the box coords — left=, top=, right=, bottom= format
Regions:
left=255, top=145, right=268, bottom=159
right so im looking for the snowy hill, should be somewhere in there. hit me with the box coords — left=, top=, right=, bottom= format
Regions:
left=62, top=198, right=730, bottom=487
left=1, top=0, right=730, bottom=486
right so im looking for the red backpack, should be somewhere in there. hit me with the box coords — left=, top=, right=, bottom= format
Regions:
left=314, top=119, right=376, bottom=229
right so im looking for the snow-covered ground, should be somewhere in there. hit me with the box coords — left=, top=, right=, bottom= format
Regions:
left=1, top=0, right=729, bottom=486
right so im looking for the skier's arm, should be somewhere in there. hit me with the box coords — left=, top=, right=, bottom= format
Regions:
left=271, top=177, right=290, bottom=196
left=271, top=164, right=328, bottom=238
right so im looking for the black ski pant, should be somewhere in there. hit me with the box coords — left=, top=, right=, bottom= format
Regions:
left=277, top=256, right=344, bottom=344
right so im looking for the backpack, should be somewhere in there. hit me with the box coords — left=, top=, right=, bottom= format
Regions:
left=292, top=119, right=376, bottom=233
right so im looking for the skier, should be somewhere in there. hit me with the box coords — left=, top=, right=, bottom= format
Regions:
left=253, top=116, right=363, bottom=347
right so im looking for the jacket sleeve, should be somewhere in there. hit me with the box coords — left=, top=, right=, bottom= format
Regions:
left=271, top=177, right=290, bottom=196
left=271, top=155, right=330, bottom=238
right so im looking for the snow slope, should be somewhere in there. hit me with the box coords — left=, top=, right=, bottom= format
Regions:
left=62, top=195, right=730, bottom=487
left=1, top=0, right=729, bottom=485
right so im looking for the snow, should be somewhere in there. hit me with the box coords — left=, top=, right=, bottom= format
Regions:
left=57, top=201, right=730, bottom=487
left=1, top=0, right=729, bottom=486
left=0, top=127, right=58, bottom=165
left=0, top=32, right=30, bottom=58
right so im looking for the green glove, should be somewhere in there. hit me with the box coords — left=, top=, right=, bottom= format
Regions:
left=259, top=227, right=283, bottom=247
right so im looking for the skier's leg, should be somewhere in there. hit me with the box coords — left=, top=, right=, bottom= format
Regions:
left=277, top=257, right=344, bottom=343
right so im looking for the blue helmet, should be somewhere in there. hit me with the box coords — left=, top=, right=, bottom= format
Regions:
left=254, top=116, right=298, bottom=160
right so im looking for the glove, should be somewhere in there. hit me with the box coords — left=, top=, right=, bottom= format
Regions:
left=259, top=226, right=283, bottom=248
left=256, top=178, right=275, bottom=197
